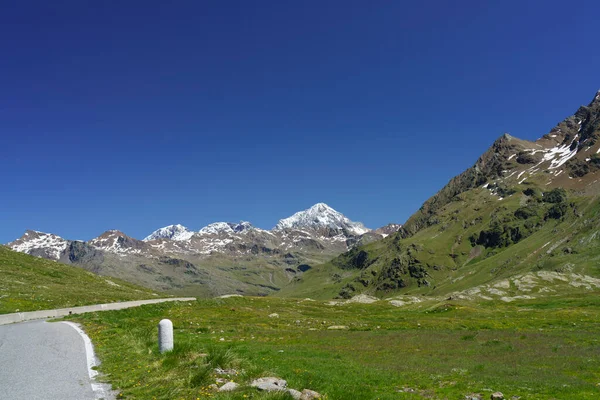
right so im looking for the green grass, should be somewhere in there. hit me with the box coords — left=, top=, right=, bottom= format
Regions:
left=68, top=295, right=600, bottom=399
left=0, top=246, right=161, bottom=314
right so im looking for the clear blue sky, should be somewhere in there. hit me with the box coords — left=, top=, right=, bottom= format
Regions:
left=2, top=0, right=599, bottom=243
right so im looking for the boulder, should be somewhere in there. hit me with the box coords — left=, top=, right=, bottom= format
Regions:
left=288, top=388, right=302, bottom=399
left=300, top=389, right=322, bottom=399
left=491, top=393, right=504, bottom=400
left=327, top=325, right=349, bottom=330
left=268, top=313, right=279, bottom=318
left=218, top=382, right=239, bottom=392
left=251, top=377, right=287, bottom=392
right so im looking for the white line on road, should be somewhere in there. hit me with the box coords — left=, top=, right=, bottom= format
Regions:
left=62, top=321, right=112, bottom=399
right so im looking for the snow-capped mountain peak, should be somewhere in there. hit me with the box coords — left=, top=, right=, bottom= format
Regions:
left=144, top=224, right=194, bottom=241
left=274, top=203, right=369, bottom=235
left=8, top=230, right=69, bottom=260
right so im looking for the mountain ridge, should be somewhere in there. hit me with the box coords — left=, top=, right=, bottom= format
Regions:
left=7, top=203, right=401, bottom=297
left=138, top=203, right=374, bottom=244
left=397, top=90, right=600, bottom=239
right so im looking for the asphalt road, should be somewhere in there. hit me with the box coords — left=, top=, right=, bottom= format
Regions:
left=0, top=297, right=196, bottom=325
left=0, top=320, right=111, bottom=400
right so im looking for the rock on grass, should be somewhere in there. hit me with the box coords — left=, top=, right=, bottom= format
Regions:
left=300, top=389, right=322, bottom=399
left=218, top=382, right=239, bottom=392
left=250, top=377, right=287, bottom=391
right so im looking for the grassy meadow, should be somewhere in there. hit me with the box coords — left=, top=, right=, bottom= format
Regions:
left=67, top=295, right=600, bottom=400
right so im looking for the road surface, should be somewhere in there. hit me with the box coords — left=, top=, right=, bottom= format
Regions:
left=0, top=320, right=110, bottom=399
left=0, top=297, right=196, bottom=399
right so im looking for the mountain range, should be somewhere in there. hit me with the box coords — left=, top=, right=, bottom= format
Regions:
left=7, top=203, right=399, bottom=296
left=7, top=90, right=600, bottom=303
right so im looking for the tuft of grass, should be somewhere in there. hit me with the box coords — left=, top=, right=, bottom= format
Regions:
left=205, top=346, right=240, bottom=369
left=189, top=365, right=212, bottom=388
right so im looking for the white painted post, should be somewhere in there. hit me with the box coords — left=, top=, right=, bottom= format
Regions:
left=158, top=319, right=173, bottom=353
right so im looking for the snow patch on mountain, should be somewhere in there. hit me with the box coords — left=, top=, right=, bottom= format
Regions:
left=542, top=141, right=578, bottom=169
left=193, top=237, right=235, bottom=254
left=274, top=203, right=369, bottom=235
left=144, top=224, right=194, bottom=241
left=199, top=221, right=254, bottom=235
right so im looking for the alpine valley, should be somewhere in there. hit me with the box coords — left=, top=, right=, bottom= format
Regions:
left=7, top=90, right=600, bottom=305
left=7, top=203, right=400, bottom=297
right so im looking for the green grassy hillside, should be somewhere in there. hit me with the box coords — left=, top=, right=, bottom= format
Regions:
left=0, top=246, right=160, bottom=314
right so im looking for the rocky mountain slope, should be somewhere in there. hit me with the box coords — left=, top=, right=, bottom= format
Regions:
left=7, top=204, right=400, bottom=297
left=280, top=90, right=600, bottom=301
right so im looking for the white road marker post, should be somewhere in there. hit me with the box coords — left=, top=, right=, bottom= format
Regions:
left=158, top=319, right=173, bottom=353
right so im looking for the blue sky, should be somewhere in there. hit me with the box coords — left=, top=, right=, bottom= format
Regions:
left=1, top=0, right=599, bottom=243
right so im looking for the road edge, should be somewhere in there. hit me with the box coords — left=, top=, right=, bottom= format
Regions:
left=0, top=297, right=196, bottom=325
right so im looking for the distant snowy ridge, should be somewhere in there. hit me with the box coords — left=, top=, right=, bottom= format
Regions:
left=8, top=203, right=379, bottom=261
left=144, top=221, right=257, bottom=241
left=274, top=203, right=370, bottom=235
left=143, top=203, right=370, bottom=241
